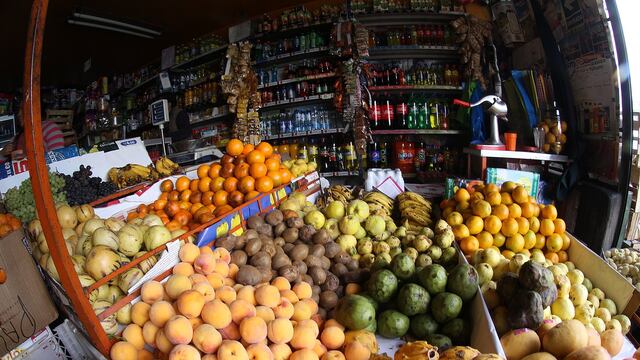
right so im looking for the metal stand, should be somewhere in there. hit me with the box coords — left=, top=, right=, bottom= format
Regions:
left=159, top=123, right=167, bottom=156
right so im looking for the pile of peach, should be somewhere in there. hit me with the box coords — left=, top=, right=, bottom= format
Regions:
left=110, top=242, right=362, bottom=360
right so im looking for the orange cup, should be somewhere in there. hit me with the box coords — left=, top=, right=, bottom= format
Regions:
left=504, top=132, right=517, bottom=151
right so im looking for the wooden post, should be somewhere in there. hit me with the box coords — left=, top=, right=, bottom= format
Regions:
left=22, top=0, right=112, bottom=355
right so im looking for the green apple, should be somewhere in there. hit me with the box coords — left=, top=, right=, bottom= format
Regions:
left=322, top=218, right=341, bottom=240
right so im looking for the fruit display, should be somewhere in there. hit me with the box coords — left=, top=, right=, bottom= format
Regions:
left=441, top=182, right=570, bottom=264
left=62, top=165, right=119, bottom=205
left=281, top=157, right=318, bottom=179
left=4, top=172, right=66, bottom=222
left=604, top=248, right=640, bottom=289
left=396, top=191, right=433, bottom=231
left=107, top=157, right=180, bottom=189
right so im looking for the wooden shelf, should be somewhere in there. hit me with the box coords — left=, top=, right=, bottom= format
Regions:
left=372, top=129, right=462, bottom=135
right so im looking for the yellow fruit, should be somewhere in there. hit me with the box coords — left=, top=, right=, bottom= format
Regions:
left=521, top=202, right=536, bottom=218
left=471, top=192, right=485, bottom=201
left=465, top=216, right=484, bottom=235
left=512, top=186, right=530, bottom=204
left=546, top=234, right=563, bottom=253
left=501, top=192, right=513, bottom=205
left=508, top=204, right=522, bottom=218
left=501, top=218, right=519, bottom=237
left=455, top=188, right=471, bottom=203
left=484, top=183, right=500, bottom=194
left=542, top=205, right=558, bottom=220
left=446, top=212, right=464, bottom=226
left=483, top=215, right=502, bottom=235
left=472, top=200, right=492, bottom=218
left=506, top=234, right=525, bottom=253
left=540, top=219, right=555, bottom=236
left=456, top=201, right=470, bottom=212
left=441, top=207, right=454, bottom=220
left=493, top=233, right=506, bottom=248
left=516, top=217, right=530, bottom=235
left=553, top=219, right=566, bottom=234
left=486, top=191, right=502, bottom=206
left=534, top=234, right=546, bottom=249
left=561, top=233, right=571, bottom=250
left=502, top=250, right=516, bottom=259
left=523, top=231, right=537, bottom=250
left=477, top=231, right=494, bottom=249
left=452, top=224, right=470, bottom=239
left=529, top=217, right=540, bottom=233
left=501, top=181, right=518, bottom=192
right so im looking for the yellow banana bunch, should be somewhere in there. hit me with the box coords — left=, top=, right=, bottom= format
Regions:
left=108, top=164, right=159, bottom=189
left=397, top=192, right=433, bottom=229
left=326, top=185, right=354, bottom=207
left=363, top=191, right=394, bottom=217
left=155, top=157, right=180, bottom=177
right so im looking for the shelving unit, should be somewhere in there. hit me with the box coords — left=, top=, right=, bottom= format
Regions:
left=372, top=129, right=462, bottom=135
left=257, top=72, right=336, bottom=89
left=171, top=44, right=228, bottom=70
left=367, top=45, right=459, bottom=60
left=263, top=127, right=345, bottom=140
left=368, top=85, right=462, bottom=92
left=253, top=47, right=330, bottom=66
left=261, top=93, right=335, bottom=110
left=355, top=12, right=465, bottom=26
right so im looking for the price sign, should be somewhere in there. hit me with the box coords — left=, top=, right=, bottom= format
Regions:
left=150, top=99, right=169, bottom=126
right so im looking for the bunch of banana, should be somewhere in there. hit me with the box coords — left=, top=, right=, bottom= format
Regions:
left=155, top=157, right=180, bottom=177
left=397, top=191, right=433, bottom=232
left=107, top=164, right=159, bottom=189
left=324, top=185, right=354, bottom=207
left=363, top=191, right=394, bottom=217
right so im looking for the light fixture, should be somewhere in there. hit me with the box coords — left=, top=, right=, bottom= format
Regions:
left=68, top=10, right=162, bottom=39
left=72, top=12, right=162, bottom=36
left=67, top=20, right=155, bottom=39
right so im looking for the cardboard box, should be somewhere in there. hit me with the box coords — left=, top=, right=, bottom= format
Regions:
left=486, top=168, right=540, bottom=196
left=0, top=230, right=58, bottom=357
left=444, top=177, right=484, bottom=199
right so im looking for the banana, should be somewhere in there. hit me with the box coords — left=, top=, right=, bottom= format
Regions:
left=155, top=157, right=179, bottom=176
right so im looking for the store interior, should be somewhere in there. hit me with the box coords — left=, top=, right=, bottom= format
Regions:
left=0, top=0, right=638, bottom=359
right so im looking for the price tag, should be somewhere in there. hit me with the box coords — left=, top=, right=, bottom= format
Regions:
left=150, top=99, right=169, bottom=126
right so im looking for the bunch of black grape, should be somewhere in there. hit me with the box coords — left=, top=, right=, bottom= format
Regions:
left=62, top=165, right=118, bottom=205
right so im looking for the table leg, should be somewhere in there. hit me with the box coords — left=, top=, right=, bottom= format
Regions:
left=481, top=157, right=487, bottom=180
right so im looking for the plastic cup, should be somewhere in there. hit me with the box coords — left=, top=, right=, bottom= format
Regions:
left=505, top=132, right=517, bottom=151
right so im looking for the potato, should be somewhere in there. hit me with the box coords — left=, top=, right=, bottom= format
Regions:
left=283, top=243, right=295, bottom=253
left=250, top=251, right=271, bottom=268
left=282, top=228, right=299, bottom=243
left=236, top=265, right=262, bottom=285
left=313, top=229, right=331, bottom=244
left=245, top=238, right=262, bottom=256
left=259, top=266, right=273, bottom=283
left=542, top=320, right=587, bottom=359
left=230, top=250, right=247, bottom=266
left=500, top=328, right=540, bottom=360
left=346, top=259, right=359, bottom=271
left=274, top=237, right=285, bottom=247
left=245, top=229, right=259, bottom=240
left=312, top=285, right=321, bottom=296
left=341, top=269, right=370, bottom=284
left=302, top=274, right=313, bottom=285
left=289, top=244, right=309, bottom=261
left=310, top=244, right=325, bottom=258
left=246, top=215, right=265, bottom=230
left=274, top=223, right=287, bottom=237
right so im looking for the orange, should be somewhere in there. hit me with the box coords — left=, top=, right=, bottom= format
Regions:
left=533, top=204, right=541, bottom=217
left=529, top=217, right=540, bottom=233
left=534, top=234, right=546, bottom=249
left=501, top=218, right=518, bottom=237
left=210, top=177, right=225, bottom=192
left=190, top=179, right=200, bottom=193
left=214, top=191, right=229, bottom=206
left=500, top=192, right=513, bottom=205
left=465, top=216, right=483, bottom=235
left=523, top=230, right=536, bottom=249
left=247, top=150, right=266, bottom=165
left=239, top=176, right=256, bottom=193
left=471, top=192, right=484, bottom=201
left=234, top=163, right=250, bottom=179
left=242, top=143, right=255, bottom=155
left=541, top=205, right=558, bottom=220
left=268, top=170, right=283, bottom=187
left=454, top=188, right=470, bottom=203
left=154, top=199, right=167, bottom=210
left=539, top=219, right=555, bottom=236
left=176, top=176, right=191, bottom=192
left=198, top=177, right=212, bottom=193
left=160, top=179, right=174, bottom=192
left=197, top=165, right=211, bottom=179
left=460, top=236, right=479, bottom=255
left=159, top=192, right=169, bottom=201
left=447, top=212, right=464, bottom=226
left=515, top=217, right=529, bottom=235
left=507, top=203, right=522, bottom=218
left=483, top=183, right=500, bottom=194
left=483, top=215, right=502, bottom=235
left=512, top=186, right=529, bottom=204
left=256, top=142, right=274, bottom=157
left=456, top=201, right=470, bottom=212
left=493, top=233, right=506, bottom=247
left=245, top=191, right=260, bottom=201
left=557, top=250, right=568, bottom=263
left=477, top=231, right=493, bottom=249
left=452, top=224, right=470, bottom=239
left=561, top=233, right=571, bottom=250
left=208, top=164, right=222, bottom=178
left=553, top=219, right=566, bottom=234
left=486, top=191, right=502, bottom=206
left=506, top=233, right=525, bottom=253
left=224, top=177, right=239, bottom=193
left=501, top=181, right=518, bottom=192
left=256, top=176, right=274, bottom=193
left=492, top=204, right=509, bottom=220
left=250, top=163, right=268, bottom=178
left=545, top=252, right=559, bottom=264
left=265, top=158, right=280, bottom=172
left=226, top=139, right=244, bottom=156
left=201, top=191, right=214, bottom=206
left=471, top=200, right=492, bottom=218
left=441, top=207, right=454, bottom=220
left=521, top=202, right=536, bottom=218
left=280, top=169, right=292, bottom=184
left=546, top=234, right=563, bottom=252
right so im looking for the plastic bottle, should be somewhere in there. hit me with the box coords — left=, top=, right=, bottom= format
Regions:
left=393, top=136, right=415, bottom=173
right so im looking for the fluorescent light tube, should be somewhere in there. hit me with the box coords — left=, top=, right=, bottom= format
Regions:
left=67, top=19, right=155, bottom=39
left=72, top=12, right=162, bottom=36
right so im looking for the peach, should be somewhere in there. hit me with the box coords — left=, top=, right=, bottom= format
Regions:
left=273, top=298, right=295, bottom=319
left=256, top=306, right=275, bottom=322
left=323, top=319, right=345, bottom=331
left=207, top=273, right=225, bottom=289
left=219, top=322, right=241, bottom=341
left=246, top=343, right=274, bottom=360
left=169, top=344, right=201, bottom=360
left=290, top=349, right=320, bottom=360
left=194, top=253, right=216, bottom=275
left=190, top=273, right=208, bottom=284
left=237, top=285, right=256, bottom=305
left=212, top=247, right=231, bottom=264
left=271, top=277, right=291, bottom=291
left=202, top=355, right=218, bottom=360
left=322, top=350, right=346, bottom=360
left=122, top=324, right=145, bottom=350
left=179, top=243, right=200, bottom=264
left=165, top=315, right=193, bottom=345
left=343, top=341, right=370, bottom=360
left=292, top=282, right=312, bottom=299
left=193, top=324, right=222, bottom=354
left=143, top=321, right=159, bottom=347
left=217, top=340, right=248, bottom=360
left=313, top=339, right=327, bottom=357
left=156, top=329, right=174, bottom=354
left=230, top=299, right=257, bottom=324
left=177, top=290, right=206, bottom=318
left=141, top=280, right=165, bottom=304
left=189, top=317, right=203, bottom=330
left=110, top=341, right=138, bottom=360
left=202, top=299, right=232, bottom=329
left=290, top=323, right=317, bottom=349
left=269, top=343, right=292, bottom=360
left=228, top=263, right=239, bottom=280
left=216, top=285, right=237, bottom=304
left=292, top=299, right=317, bottom=321
left=200, top=246, right=214, bottom=255
left=224, top=277, right=236, bottom=287
left=193, top=281, right=215, bottom=302
left=150, top=301, right=176, bottom=327
left=255, top=285, right=280, bottom=308
left=311, top=314, right=324, bottom=329
left=280, top=289, right=299, bottom=303
left=345, top=283, right=361, bottom=295
left=321, top=326, right=345, bottom=350
left=214, top=259, right=230, bottom=277
left=297, top=319, right=319, bottom=336
left=165, top=274, right=192, bottom=300
left=239, top=316, right=268, bottom=344
left=267, top=318, right=294, bottom=344
left=138, top=349, right=154, bottom=360
left=173, top=262, right=195, bottom=277
left=131, top=302, right=151, bottom=326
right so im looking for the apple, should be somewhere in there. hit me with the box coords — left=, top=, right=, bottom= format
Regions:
left=323, top=219, right=341, bottom=240
left=354, top=226, right=367, bottom=240
left=324, top=201, right=345, bottom=220
left=346, top=200, right=370, bottom=220
left=364, top=215, right=386, bottom=236
left=304, top=210, right=326, bottom=230
left=338, top=215, right=361, bottom=236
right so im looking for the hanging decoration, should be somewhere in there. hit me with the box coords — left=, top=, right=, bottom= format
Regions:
left=451, top=16, right=493, bottom=89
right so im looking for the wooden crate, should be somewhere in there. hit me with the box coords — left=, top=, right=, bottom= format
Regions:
left=46, top=110, right=77, bottom=146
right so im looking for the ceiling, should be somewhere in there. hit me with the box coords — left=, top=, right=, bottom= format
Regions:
left=0, top=0, right=315, bottom=92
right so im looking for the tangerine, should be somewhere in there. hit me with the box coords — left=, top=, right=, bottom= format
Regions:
left=267, top=170, right=283, bottom=187
left=492, top=204, right=509, bottom=220
left=226, top=139, right=244, bottom=156
left=197, top=165, right=211, bottom=179
left=523, top=230, right=536, bottom=249
left=454, top=188, right=470, bottom=202
left=534, top=234, right=546, bottom=249
left=198, top=178, right=212, bottom=193
left=234, top=163, right=250, bottom=179
left=500, top=192, right=513, bottom=205
left=501, top=218, right=518, bottom=237
left=228, top=191, right=245, bottom=207
left=512, top=186, right=529, bottom=204
left=214, top=205, right=233, bottom=217
left=493, top=233, right=506, bottom=247
left=220, top=164, right=235, bottom=178
left=190, top=179, right=200, bottom=192
left=208, top=164, right=222, bottom=178
left=201, top=191, right=214, bottom=206
left=452, top=224, right=470, bottom=239
left=460, top=236, right=479, bottom=254
left=557, top=250, right=568, bottom=263
left=506, top=233, right=525, bottom=253
left=154, top=199, right=167, bottom=210
left=553, top=219, right=566, bottom=234
left=245, top=191, right=260, bottom=201
left=265, top=158, right=280, bottom=172
left=256, top=177, right=274, bottom=193
left=247, top=150, right=266, bottom=165
left=447, top=212, right=464, bottom=226
left=179, top=189, right=192, bottom=202
left=242, top=143, right=255, bottom=155
left=529, top=217, right=540, bottom=233
left=541, top=205, right=558, bottom=220
left=189, top=192, right=202, bottom=204
left=471, top=200, right=492, bottom=218
left=465, top=216, right=484, bottom=235
left=545, top=252, right=559, bottom=264
left=223, top=177, right=239, bottom=193
left=176, top=176, right=190, bottom=192
left=477, top=231, right=493, bottom=249
left=561, top=233, right=571, bottom=250
left=239, top=176, right=256, bottom=193
left=256, top=142, right=274, bottom=157
left=214, top=191, right=229, bottom=206
left=280, top=169, right=292, bottom=184
left=484, top=183, right=500, bottom=195
left=169, top=190, right=180, bottom=201
left=486, top=191, right=502, bottom=206
left=539, top=219, right=555, bottom=236
left=249, top=163, right=268, bottom=178
left=160, top=180, right=174, bottom=193
left=508, top=203, right=522, bottom=218
left=521, top=202, right=536, bottom=218
left=546, top=234, right=563, bottom=252
left=515, top=217, right=530, bottom=235
left=483, top=215, right=502, bottom=235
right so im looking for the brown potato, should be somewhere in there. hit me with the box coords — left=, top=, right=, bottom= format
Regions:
left=274, top=223, right=287, bottom=237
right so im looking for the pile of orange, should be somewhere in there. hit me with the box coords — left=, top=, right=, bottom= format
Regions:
left=440, top=181, right=570, bottom=263
left=128, top=139, right=293, bottom=232
left=0, top=213, right=22, bottom=236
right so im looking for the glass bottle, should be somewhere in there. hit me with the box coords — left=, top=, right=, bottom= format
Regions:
left=368, top=142, right=382, bottom=168
left=319, top=137, right=331, bottom=172
left=395, top=95, right=408, bottom=129
left=308, top=138, right=318, bottom=163
left=429, top=100, right=440, bottom=129
left=417, top=94, right=428, bottom=129
left=343, top=139, right=357, bottom=171
left=297, top=141, right=308, bottom=161
left=380, top=137, right=389, bottom=168
left=414, top=141, right=426, bottom=172
left=407, top=93, right=418, bottom=129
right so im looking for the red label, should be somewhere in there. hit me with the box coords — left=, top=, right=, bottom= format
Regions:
left=513, top=328, right=529, bottom=335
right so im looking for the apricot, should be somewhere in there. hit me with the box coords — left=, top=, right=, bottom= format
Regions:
left=321, top=326, right=345, bottom=350
left=207, top=273, right=225, bottom=289
left=256, top=306, right=275, bottom=322
left=141, top=280, right=165, bottom=304
left=149, top=301, right=176, bottom=327
left=292, top=282, right=312, bottom=299
left=165, top=274, right=192, bottom=300
left=155, top=329, right=174, bottom=354
left=228, top=263, right=239, bottom=280
left=214, top=259, right=230, bottom=277
left=230, top=299, right=257, bottom=324
left=267, top=318, right=294, bottom=344
left=239, top=316, right=268, bottom=344
left=322, top=350, right=346, bottom=360
left=110, top=341, right=138, bottom=360
left=138, top=349, right=154, bottom=360
left=237, top=285, right=256, bottom=305
left=216, top=285, right=237, bottom=304
left=131, top=302, right=151, bottom=326
left=202, top=355, right=218, bottom=360
left=122, top=324, right=145, bottom=350
left=202, top=299, right=232, bottom=329
left=165, top=315, right=194, bottom=345
left=271, top=277, right=291, bottom=291
left=280, top=289, right=299, bottom=303
left=323, top=319, right=345, bottom=331
left=313, top=339, right=328, bottom=357
left=292, top=299, right=317, bottom=321
left=143, top=321, right=159, bottom=347
left=190, top=273, right=208, bottom=285
left=200, top=246, right=214, bottom=255
left=255, top=285, right=280, bottom=308
left=297, top=319, right=320, bottom=336
left=290, top=349, right=320, bottom=360
left=189, top=317, right=203, bottom=330
left=177, top=290, right=205, bottom=318
left=290, top=323, right=317, bottom=349
left=212, top=247, right=231, bottom=264
left=179, top=243, right=200, bottom=264
left=193, top=281, right=215, bottom=302
left=169, top=344, right=201, bottom=360
left=194, top=253, right=216, bottom=275
left=273, top=298, right=295, bottom=319
left=343, top=341, right=370, bottom=360
left=269, top=343, right=292, bottom=360
left=224, top=277, right=236, bottom=287
left=173, top=262, right=195, bottom=277
left=246, top=343, right=274, bottom=360
left=219, top=321, right=241, bottom=341
left=193, top=324, right=222, bottom=354
left=217, top=340, right=248, bottom=360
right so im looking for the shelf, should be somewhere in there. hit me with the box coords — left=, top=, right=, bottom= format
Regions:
left=368, top=85, right=462, bottom=92
left=260, top=93, right=334, bottom=110
left=258, top=72, right=337, bottom=89
left=356, top=11, right=465, bottom=26
left=171, top=45, right=228, bottom=70
left=367, top=45, right=459, bottom=60
left=320, top=170, right=360, bottom=177
left=89, top=182, right=151, bottom=207
left=254, top=47, right=330, bottom=67
left=190, top=112, right=233, bottom=125
left=124, top=75, right=158, bottom=95
left=463, top=148, right=571, bottom=162
left=372, top=129, right=462, bottom=135
left=252, top=20, right=334, bottom=40
left=263, top=127, right=346, bottom=140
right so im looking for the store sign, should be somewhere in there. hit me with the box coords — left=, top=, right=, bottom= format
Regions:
left=150, top=99, right=169, bottom=126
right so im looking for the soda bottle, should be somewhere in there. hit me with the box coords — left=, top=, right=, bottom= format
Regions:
left=297, top=141, right=308, bottom=161
left=382, top=92, right=394, bottom=129
left=343, top=139, right=357, bottom=171
left=380, top=137, right=389, bottom=168
left=329, top=137, right=339, bottom=171
left=319, top=137, right=331, bottom=172
left=308, top=137, right=318, bottom=163
left=414, top=141, right=426, bottom=172
left=417, top=94, right=428, bottom=129
left=395, top=95, right=408, bottom=129
left=429, top=100, right=440, bottom=129
left=368, top=142, right=382, bottom=168
left=407, top=93, right=418, bottom=129
left=370, top=95, right=381, bottom=130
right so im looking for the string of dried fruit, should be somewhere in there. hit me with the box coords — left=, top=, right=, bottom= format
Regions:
left=451, top=16, right=493, bottom=89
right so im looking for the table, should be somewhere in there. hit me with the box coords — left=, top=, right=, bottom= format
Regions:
left=464, top=148, right=571, bottom=179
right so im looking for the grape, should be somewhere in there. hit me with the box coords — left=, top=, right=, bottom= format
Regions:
left=4, top=172, right=67, bottom=223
